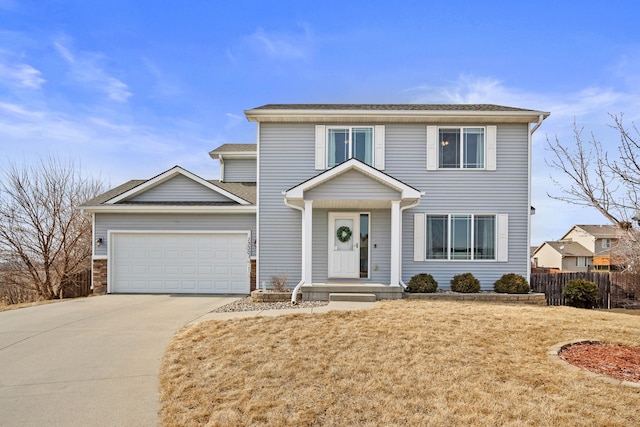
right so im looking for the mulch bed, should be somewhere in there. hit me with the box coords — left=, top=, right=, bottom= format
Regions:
left=560, top=342, right=640, bottom=383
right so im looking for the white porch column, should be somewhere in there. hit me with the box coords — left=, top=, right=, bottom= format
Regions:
left=303, top=200, right=313, bottom=284
left=390, top=200, right=401, bottom=286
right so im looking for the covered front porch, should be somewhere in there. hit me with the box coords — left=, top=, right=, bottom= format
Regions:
left=283, top=159, right=423, bottom=301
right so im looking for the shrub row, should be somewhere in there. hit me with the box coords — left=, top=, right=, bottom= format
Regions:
left=406, top=272, right=531, bottom=294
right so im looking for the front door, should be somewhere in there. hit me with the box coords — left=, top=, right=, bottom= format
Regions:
left=328, top=212, right=360, bottom=278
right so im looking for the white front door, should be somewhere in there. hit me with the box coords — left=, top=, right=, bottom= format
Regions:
left=328, top=212, right=360, bottom=278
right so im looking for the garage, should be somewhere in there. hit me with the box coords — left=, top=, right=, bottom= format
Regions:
left=109, top=232, right=249, bottom=294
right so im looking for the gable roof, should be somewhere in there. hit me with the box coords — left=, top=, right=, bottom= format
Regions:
left=79, top=166, right=256, bottom=213
left=285, top=158, right=423, bottom=200
left=105, top=166, right=249, bottom=205
left=561, top=224, right=625, bottom=240
left=534, top=241, right=593, bottom=257
left=245, top=104, right=550, bottom=124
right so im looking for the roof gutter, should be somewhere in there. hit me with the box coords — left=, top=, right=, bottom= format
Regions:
left=245, top=109, right=551, bottom=123
left=79, top=205, right=257, bottom=214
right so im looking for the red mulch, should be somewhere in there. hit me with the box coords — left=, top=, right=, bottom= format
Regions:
left=560, top=342, right=640, bottom=383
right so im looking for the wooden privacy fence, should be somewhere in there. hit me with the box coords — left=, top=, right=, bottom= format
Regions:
left=530, top=272, right=640, bottom=309
left=60, top=270, right=92, bottom=298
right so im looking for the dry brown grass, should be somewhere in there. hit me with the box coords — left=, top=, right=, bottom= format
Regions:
left=0, top=298, right=61, bottom=312
left=160, top=301, right=640, bottom=426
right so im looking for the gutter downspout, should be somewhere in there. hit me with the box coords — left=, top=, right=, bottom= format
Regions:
left=527, top=114, right=546, bottom=284
left=530, top=114, right=544, bottom=135
left=283, top=197, right=305, bottom=304
left=398, top=198, right=423, bottom=290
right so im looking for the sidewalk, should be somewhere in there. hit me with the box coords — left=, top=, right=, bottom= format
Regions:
left=193, top=300, right=376, bottom=323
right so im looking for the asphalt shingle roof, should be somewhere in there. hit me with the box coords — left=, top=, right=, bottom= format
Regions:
left=543, top=241, right=593, bottom=257
left=250, top=104, right=539, bottom=112
left=80, top=179, right=256, bottom=206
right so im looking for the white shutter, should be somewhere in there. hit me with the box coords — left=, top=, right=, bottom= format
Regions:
left=414, top=213, right=425, bottom=261
left=374, top=125, right=385, bottom=170
left=486, top=125, right=497, bottom=171
left=497, top=214, right=508, bottom=262
left=426, top=126, right=437, bottom=170
left=315, top=125, right=326, bottom=170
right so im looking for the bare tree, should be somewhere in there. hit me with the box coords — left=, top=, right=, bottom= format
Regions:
left=0, top=156, right=104, bottom=300
left=546, top=114, right=640, bottom=269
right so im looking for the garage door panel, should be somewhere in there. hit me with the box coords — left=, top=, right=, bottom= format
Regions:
left=111, top=232, right=249, bottom=294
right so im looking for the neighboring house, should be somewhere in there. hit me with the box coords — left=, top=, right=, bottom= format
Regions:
left=532, top=224, right=625, bottom=272
left=80, top=104, right=550, bottom=298
left=531, top=240, right=594, bottom=272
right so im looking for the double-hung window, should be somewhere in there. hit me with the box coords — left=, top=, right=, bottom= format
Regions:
left=439, top=127, right=485, bottom=169
left=425, top=214, right=496, bottom=260
left=327, top=126, right=374, bottom=167
left=601, top=238, right=611, bottom=249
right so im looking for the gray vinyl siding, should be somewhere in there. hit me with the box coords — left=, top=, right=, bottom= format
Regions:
left=94, top=213, right=256, bottom=257
left=224, top=158, right=257, bottom=182
left=129, top=175, right=233, bottom=202
left=305, top=170, right=400, bottom=200
left=311, top=209, right=391, bottom=283
left=259, top=123, right=315, bottom=286
left=259, top=122, right=530, bottom=289
left=389, top=123, right=530, bottom=289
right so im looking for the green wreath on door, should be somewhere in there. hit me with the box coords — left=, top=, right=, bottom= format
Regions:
left=336, top=226, right=352, bottom=243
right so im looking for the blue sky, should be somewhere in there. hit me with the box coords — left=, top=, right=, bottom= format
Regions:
left=1, top=0, right=639, bottom=245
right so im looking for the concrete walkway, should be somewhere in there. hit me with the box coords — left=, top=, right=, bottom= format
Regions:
left=0, top=295, right=374, bottom=427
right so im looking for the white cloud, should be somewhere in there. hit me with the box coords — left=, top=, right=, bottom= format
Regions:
left=53, top=38, right=132, bottom=103
left=0, top=63, right=45, bottom=88
left=243, top=25, right=313, bottom=60
left=142, top=58, right=182, bottom=97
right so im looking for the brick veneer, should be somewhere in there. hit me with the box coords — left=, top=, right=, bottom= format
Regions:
left=92, top=258, right=108, bottom=295
left=250, top=259, right=257, bottom=291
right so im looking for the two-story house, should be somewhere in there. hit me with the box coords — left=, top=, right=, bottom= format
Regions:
left=532, top=224, right=625, bottom=272
left=80, top=104, right=549, bottom=299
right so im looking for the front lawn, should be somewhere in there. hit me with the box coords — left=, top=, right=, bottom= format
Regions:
left=160, top=300, right=640, bottom=426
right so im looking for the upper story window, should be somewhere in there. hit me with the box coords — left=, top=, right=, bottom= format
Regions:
left=316, top=124, right=385, bottom=170
left=601, top=238, right=611, bottom=249
left=426, top=125, right=496, bottom=171
left=327, top=127, right=374, bottom=167
left=439, top=127, right=485, bottom=169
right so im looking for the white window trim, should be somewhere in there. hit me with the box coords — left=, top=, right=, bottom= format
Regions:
left=415, top=213, right=507, bottom=262
left=319, top=125, right=384, bottom=170
left=601, top=238, right=611, bottom=249
left=426, top=125, right=496, bottom=171
left=326, top=125, right=374, bottom=168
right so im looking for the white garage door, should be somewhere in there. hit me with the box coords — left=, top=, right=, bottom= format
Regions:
left=110, top=232, right=249, bottom=294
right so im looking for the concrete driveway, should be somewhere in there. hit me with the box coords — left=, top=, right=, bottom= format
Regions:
left=0, top=294, right=239, bottom=427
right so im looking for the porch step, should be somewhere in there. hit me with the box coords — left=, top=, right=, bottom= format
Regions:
left=329, top=293, right=377, bottom=302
